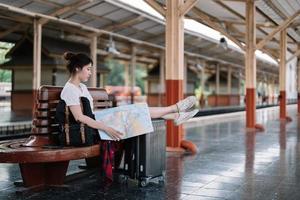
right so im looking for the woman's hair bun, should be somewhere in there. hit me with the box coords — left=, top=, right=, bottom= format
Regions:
left=63, top=52, right=93, bottom=74
left=63, top=52, right=75, bottom=61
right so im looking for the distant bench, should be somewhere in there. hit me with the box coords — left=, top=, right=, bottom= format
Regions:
left=0, top=86, right=112, bottom=191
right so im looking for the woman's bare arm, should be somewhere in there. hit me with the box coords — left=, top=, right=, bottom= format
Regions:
left=69, top=105, right=123, bottom=140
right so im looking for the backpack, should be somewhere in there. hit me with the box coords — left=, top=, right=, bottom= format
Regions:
left=55, top=97, right=98, bottom=147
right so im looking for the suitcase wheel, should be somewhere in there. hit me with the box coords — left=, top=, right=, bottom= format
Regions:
left=158, top=176, right=165, bottom=183
left=139, top=177, right=150, bottom=187
left=157, top=171, right=166, bottom=183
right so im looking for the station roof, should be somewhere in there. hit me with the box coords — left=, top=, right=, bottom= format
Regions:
left=0, top=0, right=294, bottom=78
left=184, top=0, right=300, bottom=61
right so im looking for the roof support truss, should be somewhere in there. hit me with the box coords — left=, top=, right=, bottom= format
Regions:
left=287, top=48, right=300, bottom=63
left=190, top=7, right=245, bottom=51
left=0, top=24, right=23, bottom=39
left=144, top=0, right=166, bottom=17
left=256, top=10, right=300, bottom=50
left=102, top=16, right=144, bottom=31
left=39, top=0, right=93, bottom=25
left=179, top=0, right=199, bottom=16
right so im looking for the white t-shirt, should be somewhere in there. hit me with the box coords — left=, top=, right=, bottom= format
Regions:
left=60, top=82, right=94, bottom=111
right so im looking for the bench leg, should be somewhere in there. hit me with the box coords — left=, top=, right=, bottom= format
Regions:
left=78, top=157, right=101, bottom=169
left=19, top=161, right=69, bottom=187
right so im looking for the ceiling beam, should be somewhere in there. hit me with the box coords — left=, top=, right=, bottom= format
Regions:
left=32, top=0, right=61, bottom=8
left=215, top=19, right=277, bottom=28
left=287, top=48, right=300, bottom=63
left=34, top=0, right=111, bottom=26
left=256, top=6, right=297, bottom=43
left=212, top=0, right=294, bottom=58
left=291, top=21, right=300, bottom=28
left=186, top=36, right=203, bottom=45
left=179, top=0, right=199, bottom=16
left=85, top=12, right=155, bottom=39
left=256, top=10, right=300, bottom=50
left=38, top=0, right=93, bottom=25
left=212, top=49, right=234, bottom=58
left=143, top=32, right=165, bottom=42
left=76, top=10, right=108, bottom=21
left=198, top=43, right=218, bottom=52
left=101, top=16, right=144, bottom=32
left=97, top=49, right=157, bottom=64
left=0, top=24, right=24, bottom=39
left=265, top=0, right=288, bottom=20
left=229, top=29, right=283, bottom=47
left=46, top=23, right=90, bottom=36
left=217, top=0, right=246, bottom=1
left=144, top=0, right=165, bottom=17
left=190, top=7, right=245, bottom=51
left=0, top=14, right=32, bottom=24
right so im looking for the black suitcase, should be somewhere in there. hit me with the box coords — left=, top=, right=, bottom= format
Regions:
left=122, top=119, right=166, bottom=187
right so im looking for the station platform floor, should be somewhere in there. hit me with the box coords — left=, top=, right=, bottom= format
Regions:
left=0, top=104, right=300, bottom=200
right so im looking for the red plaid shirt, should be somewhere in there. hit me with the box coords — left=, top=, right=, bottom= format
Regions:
left=100, top=141, right=123, bottom=181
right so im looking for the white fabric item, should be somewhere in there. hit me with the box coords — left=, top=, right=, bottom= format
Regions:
left=174, top=109, right=198, bottom=125
left=176, top=96, right=197, bottom=112
left=60, top=82, right=94, bottom=111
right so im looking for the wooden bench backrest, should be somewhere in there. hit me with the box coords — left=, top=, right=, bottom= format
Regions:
left=32, top=85, right=112, bottom=135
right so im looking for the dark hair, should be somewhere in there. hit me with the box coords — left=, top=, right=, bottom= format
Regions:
left=63, top=52, right=93, bottom=74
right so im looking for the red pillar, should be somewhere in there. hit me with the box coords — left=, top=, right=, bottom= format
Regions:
left=279, top=29, right=291, bottom=122
left=164, top=0, right=198, bottom=153
left=245, top=0, right=257, bottom=130
left=245, top=0, right=264, bottom=131
left=298, top=93, right=300, bottom=114
left=297, top=47, right=300, bottom=114
left=166, top=80, right=183, bottom=148
left=246, top=88, right=256, bottom=128
left=279, top=29, right=286, bottom=120
left=280, top=91, right=286, bottom=119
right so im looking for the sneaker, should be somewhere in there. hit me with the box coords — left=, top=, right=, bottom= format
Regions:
left=176, top=96, right=197, bottom=112
left=174, top=109, right=199, bottom=126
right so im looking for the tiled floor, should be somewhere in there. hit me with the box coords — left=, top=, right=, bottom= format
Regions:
left=0, top=105, right=300, bottom=200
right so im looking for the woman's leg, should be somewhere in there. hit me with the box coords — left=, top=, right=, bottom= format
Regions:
left=148, top=96, right=197, bottom=118
left=160, top=112, right=178, bottom=120
left=148, top=105, right=177, bottom=118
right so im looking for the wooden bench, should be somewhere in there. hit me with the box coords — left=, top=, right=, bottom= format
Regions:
left=0, top=85, right=112, bottom=190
